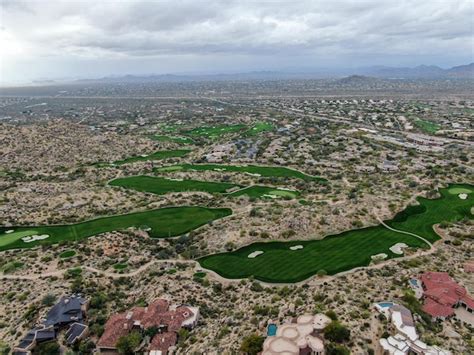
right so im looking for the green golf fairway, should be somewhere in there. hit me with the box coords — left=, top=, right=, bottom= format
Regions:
left=387, top=184, right=473, bottom=243
left=414, top=119, right=440, bottom=133
left=0, top=206, right=232, bottom=251
left=243, top=122, right=275, bottom=137
left=155, top=163, right=326, bottom=182
left=199, top=184, right=473, bottom=283
left=109, top=176, right=300, bottom=199
left=185, top=124, right=247, bottom=137
left=110, top=176, right=238, bottom=195
left=150, top=135, right=194, bottom=144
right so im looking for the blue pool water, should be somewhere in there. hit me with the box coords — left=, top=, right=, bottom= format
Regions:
left=410, top=279, right=418, bottom=286
left=267, top=324, right=277, bottom=336
left=377, top=302, right=394, bottom=308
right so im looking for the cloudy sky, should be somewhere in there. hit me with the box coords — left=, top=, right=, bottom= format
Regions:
left=1, top=0, right=473, bottom=84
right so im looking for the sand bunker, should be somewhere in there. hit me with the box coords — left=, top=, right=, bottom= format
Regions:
left=371, top=253, right=388, bottom=260
left=5, top=230, right=14, bottom=234
left=167, top=178, right=183, bottom=181
left=248, top=251, right=264, bottom=258
left=459, top=193, right=468, bottom=200
left=390, top=243, right=408, bottom=255
left=245, top=172, right=261, bottom=177
left=263, top=194, right=278, bottom=199
left=213, top=168, right=226, bottom=172
left=22, top=234, right=50, bottom=243
left=140, top=154, right=148, bottom=157
left=290, top=245, right=304, bottom=250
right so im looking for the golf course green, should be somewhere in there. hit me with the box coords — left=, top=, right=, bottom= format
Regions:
left=109, top=176, right=300, bottom=199
left=0, top=206, right=231, bottom=251
left=155, top=163, right=326, bottom=182
left=199, top=184, right=473, bottom=283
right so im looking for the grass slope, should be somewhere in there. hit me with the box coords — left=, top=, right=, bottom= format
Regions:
left=0, top=207, right=231, bottom=251
left=199, top=184, right=473, bottom=283
left=243, top=122, right=275, bottom=137
left=109, top=176, right=300, bottom=199
left=413, top=119, right=440, bottom=133
left=150, top=135, right=194, bottom=145
left=110, top=176, right=238, bottom=195
left=156, top=163, right=326, bottom=182
left=186, top=124, right=247, bottom=137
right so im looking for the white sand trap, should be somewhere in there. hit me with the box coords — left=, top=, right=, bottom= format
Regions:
left=248, top=251, right=264, bottom=258
left=167, top=178, right=183, bottom=181
left=213, top=168, right=226, bottom=172
left=459, top=193, right=468, bottom=200
left=371, top=253, right=388, bottom=260
left=140, top=154, right=148, bottom=157
left=290, top=245, right=304, bottom=250
left=244, top=172, right=261, bottom=177
left=278, top=187, right=294, bottom=191
left=390, top=243, right=408, bottom=255
left=5, top=230, right=14, bottom=234
left=22, top=234, right=50, bottom=243
left=263, top=194, right=278, bottom=199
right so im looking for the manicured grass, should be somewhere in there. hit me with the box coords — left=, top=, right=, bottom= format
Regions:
left=387, top=184, right=473, bottom=243
left=109, top=176, right=238, bottom=195
left=185, top=124, right=247, bottom=137
left=199, top=184, right=473, bottom=283
left=447, top=187, right=472, bottom=195
left=112, top=149, right=190, bottom=165
left=155, top=163, right=326, bottom=182
left=243, top=122, right=275, bottom=137
left=59, top=250, right=76, bottom=259
left=109, top=175, right=300, bottom=199
left=113, top=263, right=128, bottom=270
left=413, top=119, right=440, bottom=133
left=151, top=135, right=194, bottom=145
left=0, top=206, right=232, bottom=251
left=199, top=227, right=427, bottom=283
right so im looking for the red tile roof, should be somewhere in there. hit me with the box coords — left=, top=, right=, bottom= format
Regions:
left=97, top=299, right=194, bottom=349
left=149, top=332, right=177, bottom=354
left=420, top=272, right=474, bottom=318
left=96, top=314, right=133, bottom=348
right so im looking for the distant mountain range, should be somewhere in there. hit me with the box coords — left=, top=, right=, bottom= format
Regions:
left=358, top=63, right=474, bottom=79
left=83, top=63, right=472, bottom=83
left=3, top=63, right=473, bottom=88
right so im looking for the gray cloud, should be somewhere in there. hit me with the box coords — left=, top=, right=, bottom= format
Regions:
left=1, top=0, right=473, bottom=83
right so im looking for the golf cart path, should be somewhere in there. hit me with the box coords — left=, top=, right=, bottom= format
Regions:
left=374, top=212, right=433, bottom=249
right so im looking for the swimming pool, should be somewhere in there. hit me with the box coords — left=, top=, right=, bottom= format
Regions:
left=410, top=279, right=419, bottom=287
left=377, top=302, right=394, bottom=308
left=267, top=323, right=277, bottom=336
